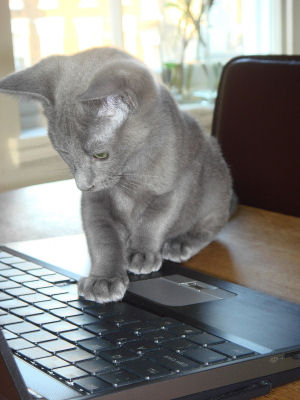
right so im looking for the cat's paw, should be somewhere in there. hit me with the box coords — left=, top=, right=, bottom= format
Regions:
left=78, top=275, right=129, bottom=303
left=162, top=238, right=197, bottom=262
left=127, top=250, right=162, bottom=274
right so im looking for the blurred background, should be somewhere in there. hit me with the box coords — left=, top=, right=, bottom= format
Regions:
left=0, top=0, right=297, bottom=190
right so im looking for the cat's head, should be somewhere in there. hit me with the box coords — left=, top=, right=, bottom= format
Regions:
left=0, top=48, right=158, bottom=191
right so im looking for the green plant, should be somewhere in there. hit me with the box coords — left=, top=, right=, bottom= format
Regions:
left=166, top=0, right=214, bottom=61
left=163, top=0, right=215, bottom=95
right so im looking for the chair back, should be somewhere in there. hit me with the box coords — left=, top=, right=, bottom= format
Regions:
left=212, top=55, right=300, bottom=217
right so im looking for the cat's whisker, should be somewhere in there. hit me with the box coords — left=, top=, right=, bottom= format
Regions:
left=121, top=181, right=141, bottom=191
left=122, top=173, right=160, bottom=179
left=118, top=182, right=137, bottom=194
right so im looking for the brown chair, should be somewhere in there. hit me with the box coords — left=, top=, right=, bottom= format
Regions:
left=212, top=55, right=300, bottom=217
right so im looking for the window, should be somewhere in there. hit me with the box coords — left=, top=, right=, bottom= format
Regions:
left=0, top=0, right=292, bottom=191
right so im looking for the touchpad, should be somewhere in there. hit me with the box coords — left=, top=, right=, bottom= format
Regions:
left=128, top=274, right=236, bottom=307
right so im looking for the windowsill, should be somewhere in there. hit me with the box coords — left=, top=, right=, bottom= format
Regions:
left=20, top=126, right=47, bottom=139
left=181, top=103, right=214, bottom=134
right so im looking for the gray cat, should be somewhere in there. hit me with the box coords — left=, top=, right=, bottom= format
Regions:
left=0, top=47, right=235, bottom=303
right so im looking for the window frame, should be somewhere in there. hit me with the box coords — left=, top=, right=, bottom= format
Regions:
left=0, top=0, right=292, bottom=191
left=0, top=0, right=124, bottom=192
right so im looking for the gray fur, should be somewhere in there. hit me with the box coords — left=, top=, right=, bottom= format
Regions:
left=0, top=47, right=234, bottom=303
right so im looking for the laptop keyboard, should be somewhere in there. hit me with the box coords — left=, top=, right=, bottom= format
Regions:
left=0, top=250, right=256, bottom=395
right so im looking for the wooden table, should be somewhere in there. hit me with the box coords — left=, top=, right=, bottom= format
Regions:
left=0, top=179, right=299, bottom=399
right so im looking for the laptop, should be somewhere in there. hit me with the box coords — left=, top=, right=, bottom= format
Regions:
left=0, top=235, right=300, bottom=400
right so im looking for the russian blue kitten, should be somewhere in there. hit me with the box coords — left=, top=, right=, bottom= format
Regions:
left=0, top=47, right=234, bottom=303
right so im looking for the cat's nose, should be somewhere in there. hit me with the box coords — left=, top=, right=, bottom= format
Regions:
left=83, top=184, right=95, bottom=191
left=74, top=171, right=95, bottom=191
left=75, top=179, right=95, bottom=191
left=78, top=183, right=95, bottom=191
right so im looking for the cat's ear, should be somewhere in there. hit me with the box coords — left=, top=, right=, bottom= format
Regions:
left=0, top=56, right=59, bottom=106
left=78, top=60, right=157, bottom=112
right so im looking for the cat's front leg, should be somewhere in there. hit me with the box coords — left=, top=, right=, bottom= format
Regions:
left=127, top=243, right=163, bottom=275
left=78, top=193, right=129, bottom=303
left=126, top=195, right=174, bottom=275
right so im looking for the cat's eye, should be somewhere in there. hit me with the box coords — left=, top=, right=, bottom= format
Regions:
left=93, top=152, right=109, bottom=160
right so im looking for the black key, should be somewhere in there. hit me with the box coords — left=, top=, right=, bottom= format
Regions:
left=42, top=274, right=73, bottom=284
left=84, top=321, right=117, bottom=335
left=11, top=306, right=43, bottom=317
left=52, top=293, right=79, bottom=303
left=146, top=349, right=200, bottom=372
left=85, top=302, right=135, bottom=317
left=39, top=339, right=76, bottom=353
left=0, top=250, right=12, bottom=258
left=6, top=321, right=39, bottom=334
left=43, top=321, right=77, bottom=334
left=24, top=281, right=53, bottom=289
left=103, top=314, right=140, bottom=327
left=0, top=313, right=22, bottom=325
left=99, top=348, right=138, bottom=364
left=0, top=298, right=28, bottom=310
left=22, top=330, right=57, bottom=344
left=98, top=368, right=142, bottom=387
left=3, top=329, right=17, bottom=340
left=28, top=268, right=56, bottom=277
left=155, top=317, right=183, bottom=329
left=210, top=342, right=255, bottom=358
left=51, top=307, right=82, bottom=319
left=0, top=256, right=24, bottom=264
left=0, top=251, right=12, bottom=258
left=20, top=293, right=51, bottom=303
left=35, top=356, right=69, bottom=370
left=103, top=330, right=139, bottom=345
left=108, top=302, right=148, bottom=315
left=122, top=358, right=172, bottom=380
left=5, top=287, right=35, bottom=296
left=0, top=281, right=21, bottom=290
left=60, top=329, right=94, bottom=343
left=69, top=300, right=94, bottom=311
left=143, top=330, right=176, bottom=344
left=38, top=286, right=68, bottom=296
left=7, top=338, right=33, bottom=351
left=165, top=338, right=198, bottom=353
left=85, top=307, right=105, bottom=317
left=168, top=324, right=202, bottom=337
left=58, top=348, right=94, bottom=363
left=74, top=376, right=110, bottom=393
left=78, top=358, right=114, bottom=374
left=53, top=365, right=87, bottom=380
left=189, top=332, right=224, bottom=346
left=35, top=300, right=67, bottom=311
left=0, top=293, right=12, bottom=301
left=12, top=262, right=41, bottom=271
left=18, top=346, right=51, bottom=360
left=128, top=321, right=161, bottom=335
left=26, top=313, right=60, bottom=325
left=124, top=340, right=158, bottom=355
left=10, top=275, right=39, bottom=283
left=0, top=268, right=24, bottom=277
left=79, top=337, right=115, bottom=354
left=183, top=347, right=227, bottom=364
left=67, top=314, right=98, bottom=327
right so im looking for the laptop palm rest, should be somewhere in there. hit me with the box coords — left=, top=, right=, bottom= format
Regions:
left=128, top=274, right=236, bottom=306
